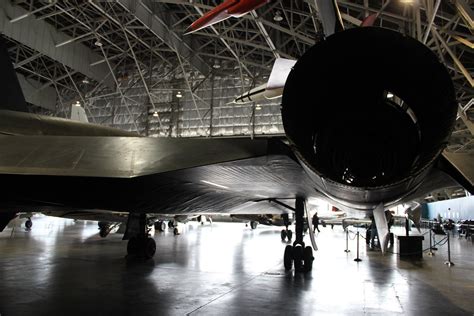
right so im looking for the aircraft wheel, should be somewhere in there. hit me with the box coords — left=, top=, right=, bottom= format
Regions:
left=143, top=238, right=156, bottom=259
left=99, top=228, right=108, bottom=238
left=303, top=246, right=314, bottom=272
left=250, top=221, right=258, bottom=229
left=173, top=227, right=180, bottom=235
left=155, top=221, right=166, bottom=232
left=127, top=237, right=139, bottom=256
left=98, top=221, right=108, bottom=230
left=168, top=221, right=175, bottom=228
left=281, top=229, right=287, bottom=241
left=287, top=230, right=293, bottom=241
left=284, top=245, right=294, bottom=270
left=293, top=245, right=303, bottom=272
left=25, top=219, right=33, bottom=230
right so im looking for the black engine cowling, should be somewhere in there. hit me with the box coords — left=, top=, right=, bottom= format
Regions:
left=282, top=27, right=457, bottom=207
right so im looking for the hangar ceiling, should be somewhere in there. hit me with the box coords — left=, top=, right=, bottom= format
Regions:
left=1, top=0, right=473, bottom=154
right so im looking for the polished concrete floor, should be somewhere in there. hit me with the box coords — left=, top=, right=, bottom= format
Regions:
left=1, top=216, right=473, bottom=315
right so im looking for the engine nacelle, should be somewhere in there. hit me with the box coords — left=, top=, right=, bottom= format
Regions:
left=282, top=27, right=457, bottom=208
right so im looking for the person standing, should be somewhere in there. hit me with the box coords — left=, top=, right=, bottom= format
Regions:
left=312, top=212, right=320, bottom=233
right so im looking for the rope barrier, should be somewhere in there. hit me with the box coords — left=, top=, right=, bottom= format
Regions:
left=344, top=228, right=451, bottom=256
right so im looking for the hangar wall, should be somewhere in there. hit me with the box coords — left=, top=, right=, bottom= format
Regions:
left=86, top=75, right=284, bottom=137
left=424, top=196, right=474, bottom=220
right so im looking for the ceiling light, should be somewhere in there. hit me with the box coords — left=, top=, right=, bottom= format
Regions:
left=213, top=60, right=221, bottom=69
left=94, top=40, right=103, bottom=47
left=82, top=78, right=90, bottom=84
left=74, top=101, right=81, bottom=107
left=255, top=104, right=262, bottom=110
left=273, top=11, right=283, bottom=22
left=387, top=92, right=394, bottom=98
left=153, top=111, right=158, bottom=117
left=176, top=91, right=183, bottom=98
left=400, top=0, right=415, bottom=3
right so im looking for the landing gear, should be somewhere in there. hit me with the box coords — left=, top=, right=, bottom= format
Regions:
left=25, top=218, right=32, bottom=230
left=284, top=245, right=293, bottom=270
left=127, top=236, right=156, bottom=259
left=173, top=227, right=180, bottom=235
left=98, top=221, right=108, bottom=230
left=282, top=197, right=314, bottom=272
left=154, top=221, right=166, bottom=232
left=284, top=244, right=313, bottom=272
left=98, top=222, right=110, bottom=238
left=98, top=222, right=120, bottom=238
left=303, top=246, right=313, bottom=272
left=125, top=213, right=156, bottom=259
left=197, top=215, right=207, bottom=225
left=280, top=229, right=293, bottom=241
left=168, top=220, right=175, bottom=228
left=99, top=227, right=109, bottom=238
left=280, top=213, right=293, bottom=242
left=250, top=221, right=258, bottom=230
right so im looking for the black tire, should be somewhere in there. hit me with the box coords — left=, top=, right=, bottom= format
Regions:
left=98, top=221, right=108, bottom=230
left=250, top=221, right=258, bottom=229
left=281, top=229, right=287, bottom=241
left=25, top=219, right=32, bottom=230
left=155, top=221, right=166, bottom=232
left=173, top=227, right=179, bottom=235
left=287, top=230, right=293, bottom=241
left=303, top=246, right=314, bottom=272
left=168, top=221, right=174, bottom=228
left=144, top=238, right=156, bottom=259
left=284, top=245, right=294, bottom=270
left=127, top=237, right=139, bottom=256
left=293, top=245, right=303, bottom=272
left=99, top=228, right=108, bottom=238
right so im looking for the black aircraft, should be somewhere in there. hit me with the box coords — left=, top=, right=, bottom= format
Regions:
left=1, top=8, right=473, bottom=272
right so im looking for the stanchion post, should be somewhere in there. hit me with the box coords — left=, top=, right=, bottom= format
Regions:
left=444, top=233, right=454, bottom=267
left=354, top=231, right=362, bottom=262
left=428, top=226, right=435, bottom=256
left=431, top=221, right=438, bottom=251
left=344, top=228, right=350, bottom=253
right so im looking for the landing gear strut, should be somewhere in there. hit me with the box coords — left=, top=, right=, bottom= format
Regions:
left=283, top=197, right=313, bottom=272
left=125, top=213, right=156, bottom=259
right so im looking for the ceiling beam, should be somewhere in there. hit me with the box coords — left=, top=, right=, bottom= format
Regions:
left=0, top=1, right=114, bottom=89
left=108, top=0, right=211, bottom=76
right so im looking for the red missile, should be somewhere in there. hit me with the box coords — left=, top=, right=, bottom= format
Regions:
left=185, top=0, right=270, bottom=34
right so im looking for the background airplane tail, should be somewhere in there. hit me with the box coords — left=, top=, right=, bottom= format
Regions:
left=70, top=105, right=89, bottom=123
left=0, top=36, right=28, bottom=112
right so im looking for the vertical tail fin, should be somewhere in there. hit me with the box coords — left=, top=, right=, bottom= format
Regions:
left=0, top=36, right=28, bottom=112
left=70, top=105, right=89, bottom=123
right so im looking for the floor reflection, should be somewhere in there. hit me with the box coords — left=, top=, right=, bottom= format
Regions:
left=1, top=216, right=473, bottom=315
